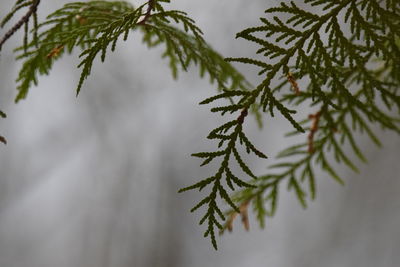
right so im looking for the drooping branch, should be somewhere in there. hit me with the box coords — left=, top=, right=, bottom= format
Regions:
left=0, top=0, right=41, bottom=51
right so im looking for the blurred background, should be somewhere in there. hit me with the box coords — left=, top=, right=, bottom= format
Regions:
left=0, top=0, right=399, bottom=266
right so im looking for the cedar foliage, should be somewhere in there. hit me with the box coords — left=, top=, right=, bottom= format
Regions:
left=1, top=0, right=399, bottom=250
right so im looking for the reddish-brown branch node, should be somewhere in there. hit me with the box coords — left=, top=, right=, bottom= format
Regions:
left=237, top=108, right=248, bottom=124
left=308, top=111, right=322, bottom=153
left=46, top=44, right=64, bottom=59
left=287, top=72, right=301, bottom=95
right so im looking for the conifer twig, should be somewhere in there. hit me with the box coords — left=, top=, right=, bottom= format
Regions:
left=237, top=108, right=248, bottom=124
left=0, top=0, right=40, bottom=51
left=287, top=72, right=300, bottom=95
left=222, top=199, right=251, bottom=233
left=137, top=0, right=155, bottom=25
left=46, top=44, right=64, bottom=59
left=308, top=110, right=322, bottom=153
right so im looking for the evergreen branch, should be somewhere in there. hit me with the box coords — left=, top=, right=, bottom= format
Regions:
left=238, top=131, right=268, bottom=158
left=199, top=90, right=249, bottom=105
left=0, top=0, right=41, bottom=51
left=9, top=0, right=251, bottom=101
left=1, top=1, right=32, bottom=28
left=180, top=113, right=267, bottom=249
left=182, top=2, right=365, bottom=245
left=225, top=57, right=273, bottom=70
left=226, top=85, right=399, bottom=231
left=141, top=21, right=250, bottom=90
left=178, top=176, right=216, bottom=193
left=137, top=0, right=155, bottom=25
left=1, top=0, right=399, bottom=251
left=218, top=0, right=399, bottom=236
left=233, top=0, right=355, bottom=133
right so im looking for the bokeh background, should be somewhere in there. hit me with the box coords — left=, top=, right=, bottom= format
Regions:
left=0, top=0, right=399, bottom=266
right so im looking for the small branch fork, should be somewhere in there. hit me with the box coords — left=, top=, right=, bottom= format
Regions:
left=137, top=0, right=155, bottom=25
left=223, top=200, right=251, bottom=233
left=0, top=0, right=41, bottom=51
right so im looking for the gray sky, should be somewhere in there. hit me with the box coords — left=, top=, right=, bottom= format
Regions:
left=0, top=1, right=399, bottom=266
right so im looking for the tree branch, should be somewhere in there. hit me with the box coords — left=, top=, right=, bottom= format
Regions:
left=237, top=108, right=248, bottom=124
left=0, top=0, right=40, bottom=51
left=137, top=0, right=155, bottom=25
left=308, top=110, right=322, bottom=153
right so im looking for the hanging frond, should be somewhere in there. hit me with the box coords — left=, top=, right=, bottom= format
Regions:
left=179, top=107, right=266, bottom=249
left=5, top=0, right=251, bottom=102
left=218, top=0, right=400, bottom=238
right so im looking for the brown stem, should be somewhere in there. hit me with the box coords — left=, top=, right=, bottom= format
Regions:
left=137, top=0, right=155, bottom=25
left=0, top=0, right=41, bottom=51
left=287, top=72, right=300, bottom=95
left=308, top=110, right=322, bottom=153
left=224, top=199, right=251, bottom=233
left=237, top=108, right=248, bottom=124
left=46, top=44, right=64, bottom=59
left=239, top=200, right=250, bottom=231
left=0, top=135, right=6, bottom=145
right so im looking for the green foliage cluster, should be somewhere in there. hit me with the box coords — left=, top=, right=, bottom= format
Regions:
left=0, top=0, right=399, bottom=250
left=1, top=0, right=249, bottom=102
left=181, top=0, right=399, bottom=249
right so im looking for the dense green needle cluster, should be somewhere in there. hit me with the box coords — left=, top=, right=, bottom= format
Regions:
left=0, top=0, right=399, bottom=250
left=180, top=0, right=399, bottom=249
left=222, top=0, right=399, bottom=246
left=0, top=0, right=250, bottom=102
